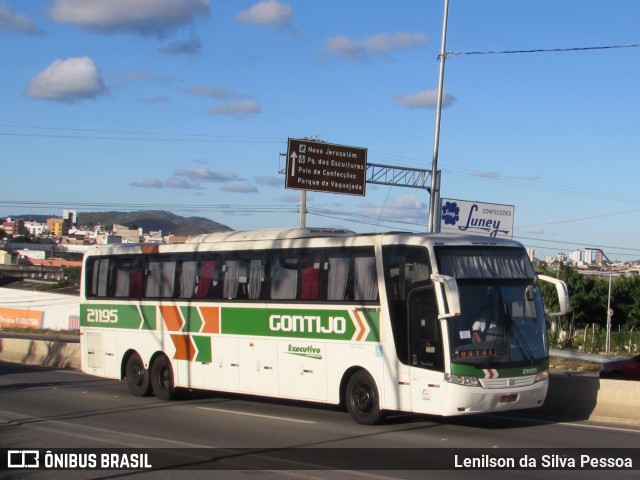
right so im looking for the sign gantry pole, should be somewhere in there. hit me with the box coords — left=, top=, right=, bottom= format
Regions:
left=428, top=0, right=450, bottom=233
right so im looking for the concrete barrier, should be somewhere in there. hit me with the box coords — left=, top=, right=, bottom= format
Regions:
left=539, top=373, right=640, bottom=424
left=1, top=334, right=638, bottom=425
left=0, top=335, right=80, bottom=370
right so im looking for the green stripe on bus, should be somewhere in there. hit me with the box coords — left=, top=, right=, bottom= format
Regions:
left=359, top=309, right=380, bottom=342
left=81, top=303, right=380, bottom=343
left=450, top=359, right=549, bottom=378
left=192, top=335, right=211, bottom=363
left=180, top=306, right=203, bottom=333
left=81, top=304, right=151, bottom=329
left=221, top=307, right=377, bottom=342
left=139, top=305, right=156, bottom=330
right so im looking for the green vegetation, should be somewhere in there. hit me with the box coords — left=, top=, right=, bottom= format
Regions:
left=0, top=326, right=79, bottom=337
left=537, top=263, right=640, bottom=354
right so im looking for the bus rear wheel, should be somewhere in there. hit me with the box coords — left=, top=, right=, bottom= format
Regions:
left=125, top=353, right=152, bottom=397
left=151, top=355, right=175, bottom=400
left=345, top=370, right=384, bottom=425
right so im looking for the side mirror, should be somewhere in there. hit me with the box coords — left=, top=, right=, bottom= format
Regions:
left=538, top=274, right=570, bottom=316
left=430, top=273, right=461, bottom=319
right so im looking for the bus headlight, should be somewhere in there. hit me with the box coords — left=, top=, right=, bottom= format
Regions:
left=445, top=373, right=480, bottom=387
left=534, top=370, right=549, bottom=383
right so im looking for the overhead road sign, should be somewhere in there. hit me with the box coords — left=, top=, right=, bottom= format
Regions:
left=286, top=138, right=367, bottom=197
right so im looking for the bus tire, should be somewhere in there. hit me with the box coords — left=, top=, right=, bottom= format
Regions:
left=151, top=355, right=175, bottom=401
left=345, top=370, right=384, bottom=425
left=125, top=353, right=152, bottom=397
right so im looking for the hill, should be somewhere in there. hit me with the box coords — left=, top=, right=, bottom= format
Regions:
left=10, top=211, right=232, bottom=237
left=79, top=211, right=232, bottom=236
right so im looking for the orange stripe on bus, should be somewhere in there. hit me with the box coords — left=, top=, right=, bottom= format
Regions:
left=141, top=245, right=160, bottom=254
left=171, top=334, right=194, bottom=361
left=160, top=305, right=183, bottom=332
left=199, top=306, right=220, bottom=334
left=353, top=311, right=366, bottom=342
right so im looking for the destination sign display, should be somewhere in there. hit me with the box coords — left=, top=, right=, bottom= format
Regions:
left=286, top=138, right=367, bottom=196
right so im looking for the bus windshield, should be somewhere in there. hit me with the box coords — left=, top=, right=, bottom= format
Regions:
left=447, top=282, right=548, bottom=367
left=436, top=245, right=546, bottom=368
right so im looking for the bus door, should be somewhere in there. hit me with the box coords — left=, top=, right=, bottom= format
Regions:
left=407, top=285, right=446, bottom=415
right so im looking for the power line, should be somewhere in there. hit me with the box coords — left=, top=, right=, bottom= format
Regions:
left=447, top=44, right=640, bottom=57
left=0, top=124, right=284, bottom=144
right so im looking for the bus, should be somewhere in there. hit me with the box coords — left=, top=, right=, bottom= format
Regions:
left=80, top=227, right=569, bottom=425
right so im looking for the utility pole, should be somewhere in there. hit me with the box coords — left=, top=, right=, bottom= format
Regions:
left=428, top=0, right=450, bottom=233
left=590, top=248, right=613, bottom=355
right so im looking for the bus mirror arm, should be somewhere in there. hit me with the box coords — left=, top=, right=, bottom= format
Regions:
left=430, top=274, right=461, bottom=319
left=537, top=275, right=570, bottom=316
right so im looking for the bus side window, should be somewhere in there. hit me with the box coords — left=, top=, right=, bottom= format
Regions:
left=88, top=258, right=110, bottom=297
left=270, top=254, right=298, bottom=300
left=408, top=287, right=443, bottom=371
left=145, top=257, right=177, bottom=298
left=300, top=254, right=321, bottom=300
left=178, top=259, right=198, bottom=298
left=223, top=259, right=241, bottom=299
left=247, top=258, right=265, bottom=299
left=113, top=257, right=144, bottom=298
left=354, top=254, right=378, bottom=302
left=326, top=253, right=350, bottom=301
left=382, top=246, right=432, bottom=366
left=195, top=259, right=217, bottom=299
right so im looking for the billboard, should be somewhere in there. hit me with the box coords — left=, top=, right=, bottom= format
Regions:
left=439, top=198, right=514, bottom=238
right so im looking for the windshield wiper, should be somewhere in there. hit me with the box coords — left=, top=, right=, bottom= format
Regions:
left=505, top=306, right=536, bottom=365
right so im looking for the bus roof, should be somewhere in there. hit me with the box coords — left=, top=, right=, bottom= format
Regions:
left=186, top=227, right=357, bottom=244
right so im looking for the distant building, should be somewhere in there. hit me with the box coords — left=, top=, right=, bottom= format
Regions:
left=24, top=220, right=45, bottom=236
left=143, top=230, right=163, bottom=244
left=1, top=218, right=26, bottom=236
left=0, top=250, right=17, bottom=265
left=47, top=218, right=64, bottom=237
left=112, top=225, right=142, bottom=243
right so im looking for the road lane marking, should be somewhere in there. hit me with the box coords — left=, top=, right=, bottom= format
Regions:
left=197, top=406, right=316, bottom=424
left=556, top=421, right=640, bottom=434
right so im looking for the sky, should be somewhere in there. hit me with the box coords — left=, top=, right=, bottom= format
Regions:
left=1, top=0, right=639, bottom=261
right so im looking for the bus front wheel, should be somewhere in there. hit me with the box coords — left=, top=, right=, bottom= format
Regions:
left=151, top=355, right=175, bottom=401
left=345, top=370, right=384, bottom=425
left=125, top=352, right=152, bottom=397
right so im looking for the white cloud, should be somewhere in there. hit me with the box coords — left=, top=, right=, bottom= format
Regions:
left=130, top=177, right=201, bottom=189
left=138, top=95, right=170, bottom=104
left=27, top=56, right=108, bottom=102
left=472, top=171, right=501, bottom=179
left=324, top=32, right=426, bottom=60
left=117, top=70, right=175, bottom=84
left=395, top=88, right=456, bottom=109
left=164, top=177, right=201, bottom=189
left=174, top=167, right=239, bottom=182
left=236, top=0, right=292, bottom=27
left=255, top=175, right=281, bottom=187
left=0, top=1, right=43, bottom=34
left=221, top=183, right=259, bottom=193
left=158, top=36, right=202, bottom=55
left=188, top=85, right=249, bottom=100
left=209, top=100, right=261, bottom=118
left=130, top=178, right=163, bottom=188
left=48, top=0, right=209, bottom=37
left=359, top=195, right=428, bottom=225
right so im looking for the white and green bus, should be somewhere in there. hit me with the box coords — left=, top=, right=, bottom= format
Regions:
left=80, top=227, right=569, bottom=425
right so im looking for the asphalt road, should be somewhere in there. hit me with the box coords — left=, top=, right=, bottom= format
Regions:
left=1, top=362, right=639, bottom=479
